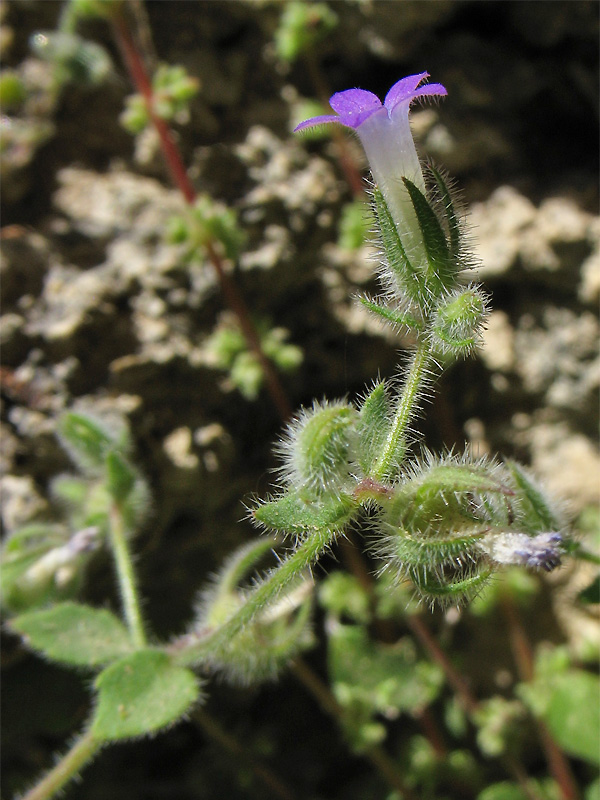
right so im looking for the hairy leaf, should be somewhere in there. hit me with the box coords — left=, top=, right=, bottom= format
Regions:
left=92, top=650, right=200, bottom=741
left=254, top=490, right=358, bottom=536
left=11, top=602, right=134, bottom=666
left=357, top=381, right=390, bottom=474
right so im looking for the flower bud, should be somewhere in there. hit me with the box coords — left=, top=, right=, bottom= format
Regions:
left=479, top=531, right=563, bottom=572
left=430, top=286, right=489, bottom=358
left=277, top=401, right=358, bottom=496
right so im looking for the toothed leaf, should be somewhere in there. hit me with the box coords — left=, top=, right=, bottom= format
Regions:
left=11, top=602, right=134, bottom=666
left=92, top=650, right=200, bottom=741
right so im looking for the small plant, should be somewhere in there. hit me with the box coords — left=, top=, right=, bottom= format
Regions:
left=4, top=64, right=598, bottom=800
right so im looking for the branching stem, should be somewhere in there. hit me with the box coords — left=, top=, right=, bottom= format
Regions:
left=169, top=527, right=337, bottom=667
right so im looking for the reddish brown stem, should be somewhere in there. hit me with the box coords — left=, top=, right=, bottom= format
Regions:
left=193, top=706, right=297, bottom=800
left=407, top=613, right=544, bottom=800
left=407, top=615, right=480, bottom=716
left=291, top=658, right=417, bottom=800
left=111, top=11, right=291, bottom=421
left=501, top=597, right=580, bottom=800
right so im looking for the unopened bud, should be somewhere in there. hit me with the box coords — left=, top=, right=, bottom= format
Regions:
left=430, top=286, right=488, bottom=358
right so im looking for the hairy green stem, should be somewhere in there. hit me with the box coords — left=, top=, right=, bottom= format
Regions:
left=372, top=343, right=431, bottom=480
left=20, top=728, right=99, bottom=800
left=169, top=527, right=337, bottom=667
left=108, top=505, right=146, bottom=649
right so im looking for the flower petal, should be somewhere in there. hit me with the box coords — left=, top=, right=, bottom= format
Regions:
left=293, top=114, right=343, bottom=132
left=413, top=83, right=448, bottom=100
left=383, top=72, right=429, bottom=111
left=329, top=88, right=382, bottom=128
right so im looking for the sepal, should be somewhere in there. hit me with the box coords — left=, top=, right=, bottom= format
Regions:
left=402, top=177, right=454, bottom=299
left=427, top=165, right=461, bottom=261
left=374, top=454, right=566, bottom=605
left=359, top=296, right=423, bottom=333
left=505, top=460, right=565, bottom=533
left=374, top=454, right=515, bottom=605
left=371, top=185, right=426, bottom=310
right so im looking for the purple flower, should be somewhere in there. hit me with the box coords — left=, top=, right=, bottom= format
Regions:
left=480, top=531, right=564, bottom=573
left=295, top=73, right=447, bottom=264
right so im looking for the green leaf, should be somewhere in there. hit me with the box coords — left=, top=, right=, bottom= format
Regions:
left=274, top=1, right=338, bottom=63
left=506, top=460, right=563, bottom=532
left=319, top=572, right=370, bottom=624
left=542, top=670, right=600, bottom=764
left=477, top=780, right=561, bottom=800
left=585, top=776, right=600, bottom=800
left=254, top=490, right=358, bottom=536
left=372, top=185, right=426, bottom=308
left=11, top=602, right=134, bottom=666
left=359, top=296, right=422, bottom=332
left=106, top=450, right=136, bottom=503
left=328, top=625, right=444, bottom=717
left=402, top=177, right=454, bottom=297
left=59, top=412, right=115, bottom=472
left=477, top=782, right=532, bottom=800
left=578, top=574, right=600, bottom=604
left=92, top=650, right=200, bottom=741
left=216, top=538, right=276, bottom=595
left=357, top=381, right=390, bottom=475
